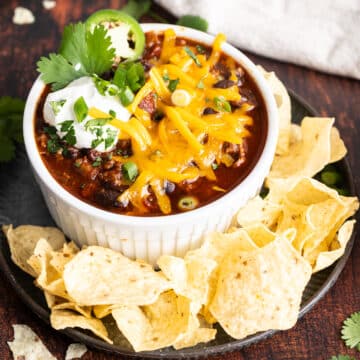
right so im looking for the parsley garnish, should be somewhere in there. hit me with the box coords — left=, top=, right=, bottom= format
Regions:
left=85, top=118, right=110, bottom=129
left=184, top=46, right=202, bottom=67
left=37, top=23, right=115, bottom=91
left=0, top=96, right=25, bottom=162
left=177, top=15, right=208, bottom=32
left=59, top=120, right=73, bottom=132
left=342, top=311, right=360, bottom=350
left=105, top=128, right=117, bottom=149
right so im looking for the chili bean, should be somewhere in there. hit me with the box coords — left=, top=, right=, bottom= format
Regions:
left=213, top=79, right=235, bottom=89
left=203, top=107, right=218, bottom=115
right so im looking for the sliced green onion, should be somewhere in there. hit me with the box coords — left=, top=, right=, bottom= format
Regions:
left=178, top=196, right=199, bottom=211
left=73, top=96, right=88, bottom=122
left=109, top=109, right=116, bottom=118
left=50, top=99, right=66, bottom=115
left=196, top=44, right=206, bottom=54
left=211, top=163, right=218, bottom=170
left=122, top=161, right=138, bottom=182
left=184, top=46, right=202, bottom=67
left=214, top=96, right=231, bottom=112
left=321, top=171, right=342, bottom=186
left=119, top=86, right=135, bottom=106
left=197, top=78, right=205, bottom=89
left=168, top=78, right=179, bottom=92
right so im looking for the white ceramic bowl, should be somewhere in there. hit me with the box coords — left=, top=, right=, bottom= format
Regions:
left=23, top=24, right=278, bottom=264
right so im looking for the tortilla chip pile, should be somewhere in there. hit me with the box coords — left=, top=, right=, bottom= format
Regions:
left=2, top=68, right=358, bottom=352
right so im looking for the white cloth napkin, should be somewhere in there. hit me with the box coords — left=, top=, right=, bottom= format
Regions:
left=155, top=0, right=360, bottom=80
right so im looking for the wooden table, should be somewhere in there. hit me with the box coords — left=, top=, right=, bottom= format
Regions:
left=1, top=1, right=359, bottom=359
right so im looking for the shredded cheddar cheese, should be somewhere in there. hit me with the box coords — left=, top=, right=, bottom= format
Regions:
left=89, top=32, right=255, bottom=214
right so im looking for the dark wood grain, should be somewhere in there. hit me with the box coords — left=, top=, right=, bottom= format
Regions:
left=0, top=1, right=359, bottom=359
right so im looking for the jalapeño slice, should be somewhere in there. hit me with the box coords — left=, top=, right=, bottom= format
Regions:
left=86, top=9, right=145, bottom=61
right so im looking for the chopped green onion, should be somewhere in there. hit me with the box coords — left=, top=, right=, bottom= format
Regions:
left=122, top=161, right=138, bottom=182
left=214, top=96, right=231, bottom=112
left=92, top=156, right=102, bottom=167
left=50, top=99, right=66, bottom=115
left=178, top=196, right=199, bottom=211
left=211, top=163, right=218, bottom=170
left=321, top=171, right=342, bottom=186
left=119, top=86, right=135, bottom=106
left=109, top=109, right=116, bottom=118
left=162, top=72, right=170, bottom=82
left=168, top=78, right=179, bottom=92
left=105, top=128, right=117, bottom=149
left=73, top=96, right=88, bottom=122
left=184, top=46, right=202, bottom=67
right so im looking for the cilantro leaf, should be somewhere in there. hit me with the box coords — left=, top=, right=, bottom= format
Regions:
left=0, top=96, right=25, bottom=162
left=122, top=0, right=151, bottom=20
left=341, top=311, right=360, bottom=349
left=329, top=356, right=356, bottom=360
left=177, top=15, right=208, bottom=32
left=37, top=53, right=87, bottom=91
left=38, top=22, right=115, bottom=91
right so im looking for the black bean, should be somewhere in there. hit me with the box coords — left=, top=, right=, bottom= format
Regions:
left=203, top=107, right=218, bottom=115
left=213, top=79, right=235, bottom=89
left=86, top=149, right=101, bottom=162
left=94, top=189, right=121, bottom=207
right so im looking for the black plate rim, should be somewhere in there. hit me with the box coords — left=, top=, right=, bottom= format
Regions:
left=0, top=90, right=357, bottom=359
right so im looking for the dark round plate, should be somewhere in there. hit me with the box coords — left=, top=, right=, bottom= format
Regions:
left=0, top=91, right=357, bottom=359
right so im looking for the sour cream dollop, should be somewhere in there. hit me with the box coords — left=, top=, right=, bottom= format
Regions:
left=43, top=76, right=131, bottom=152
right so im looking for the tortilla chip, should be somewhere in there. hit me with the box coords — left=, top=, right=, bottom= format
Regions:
left=65, top=343, right=88, bottom=360
left=2, top=224, right=65, bottom=277
left=157, top=255, right=217, bottom=312
left=312, top=220, right=355, bottom=273
left=50, top=309, right=112, bottom=343
left=52, top=302, right=92, bottom=318
left=111, top=291, right=192, bottom=351
left=258, top=66, right=291, bottom=155
left=93, top=304, right=115, bottom=319
left=8, top=324, right=57, bottom=360
left=209, top=236, right=312, bottom=339
left=63, top=246, right=171, bottom=306
left=237, top=196, right=282, bottom=230
left=267, top=117, right=335, bottom=185
left=330, top=127, right=347, bottom=163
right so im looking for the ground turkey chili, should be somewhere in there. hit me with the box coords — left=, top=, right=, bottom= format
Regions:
left=35, top=30, right=268, bottom=216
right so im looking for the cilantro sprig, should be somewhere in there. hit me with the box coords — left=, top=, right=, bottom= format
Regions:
left=341, top=311, right=360, bottom=350
left=0, top=96, right=25, bottom=162
left=37, top=23, right=115, bottom=91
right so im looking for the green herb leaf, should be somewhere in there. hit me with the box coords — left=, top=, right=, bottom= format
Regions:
left=59, top=120, right=74, bottom=132
left=196, top=44, right=206, bottom=54
left=92, top=156, right=102, bottom=167
left=113, top=66, right=127, bottom=89
left=47, top=138, right=61, bottom=154
left=0, top=96, right=25, bottom=162
left=109, top=110, right=116, bottom=118
left=38, top=22, right=115, bottom=90
left=105, top=128, right=118, bottom=149
left=168, top=78, right=179, bottom=92
left=63, top=127, right=76, bottom=146
left=122, top=161, right=138, bottom=181
left=184, top=46, right=202, bottom=67
left=177, top=15, right=208, bottom=32
left=122, top=0, right=151, bottom=20
left=50, top=99, right=66, bottom=115
left=214, top=96, right=231, bottom=112
left=329, top=356, right=356, bottom=360
left=74, top=96, right=88, bottom=122
left=85, top=118, right=111, bottom=129
left=126, top=62, right=145, bottom=92
left=342, top=311, right=360, bottom=349
left=91, top=138, right=103, bottom=149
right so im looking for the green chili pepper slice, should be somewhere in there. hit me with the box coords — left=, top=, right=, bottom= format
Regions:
left=86, top=9, right=145, bottom=61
